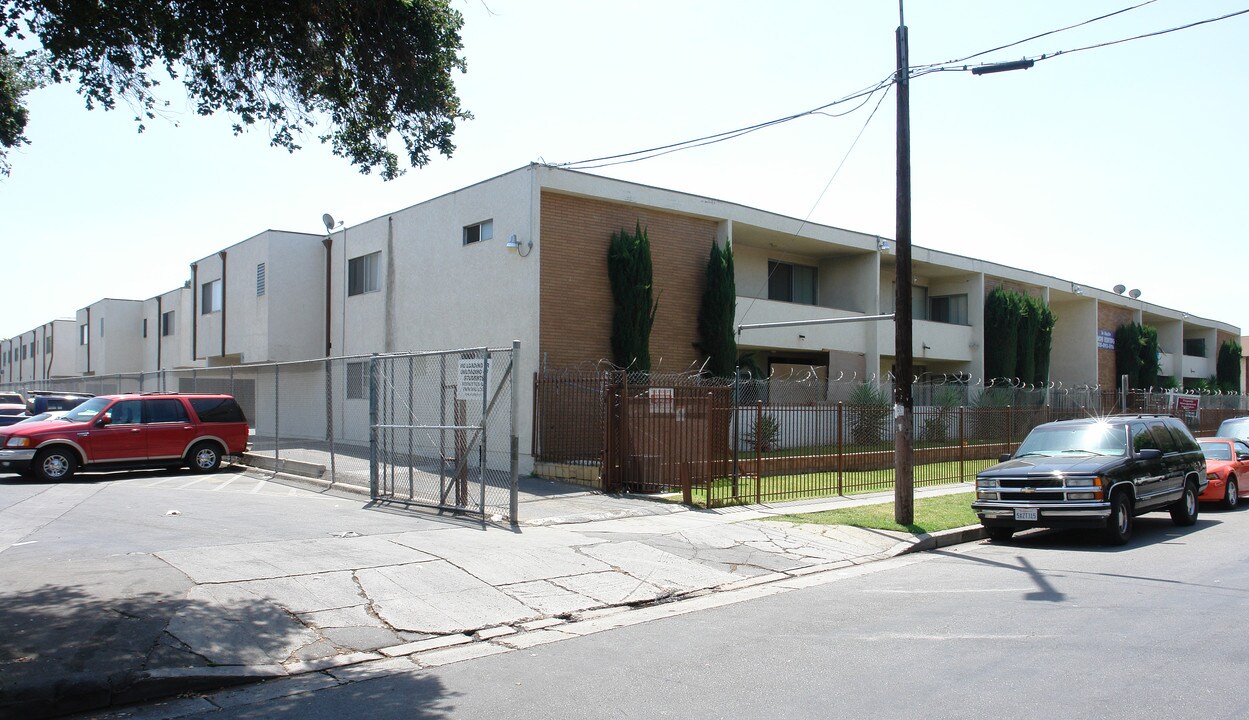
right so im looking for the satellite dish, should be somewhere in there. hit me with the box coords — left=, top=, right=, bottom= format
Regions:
left=322, top=213, right=336, bottom=232
left=1128, top=289, right=1141, bottom=299
left=1113, top=284, right=1126, bottom=294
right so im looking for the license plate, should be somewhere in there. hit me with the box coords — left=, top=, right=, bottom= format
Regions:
left=1014, top=508, right=1038, bottom=522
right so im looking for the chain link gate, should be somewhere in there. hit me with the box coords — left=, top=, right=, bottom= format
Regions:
left=369, top=343, right=519, bottom=521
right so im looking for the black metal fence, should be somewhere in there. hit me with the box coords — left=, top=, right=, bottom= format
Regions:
left=534, top=369, right=1249, bottom=508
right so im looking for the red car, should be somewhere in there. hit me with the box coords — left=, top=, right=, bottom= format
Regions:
left=0, top=393, right=249, bottom=482
left=1197, top=437, right=1249, bottom=509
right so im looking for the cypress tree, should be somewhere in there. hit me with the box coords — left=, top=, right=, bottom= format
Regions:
left=984, top=287, right=1018, bottom=381
left=1138, top=324, right=1160, bottom=388
left=1217, top=339, right=1243, bottom=392
left=1033, top=300, right=1056, bottom=386
left=608, top=222, right=657, bottom=372
left=1015, top=297, right=1039, bottom=386
left=1115, top=323, right=1143, bottom=388
left=697, top=241, right=737, bottom=378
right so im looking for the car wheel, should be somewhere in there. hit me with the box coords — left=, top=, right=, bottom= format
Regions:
left=188, top=442, right=222, bottom=473
left=1223, top=476, right=1239, bottom=511
left=1104, top=492, right=1133, bottom=546
left=33, top=448, right=78, bottom=482
left=986, top=527, right=1015, bottom=542
left=1169, top=480, right=1199, bottom=526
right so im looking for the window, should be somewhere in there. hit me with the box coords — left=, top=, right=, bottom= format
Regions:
left=463, top=219, right=493, bottom=245
left=767, top=260, right=817, bottom=305
left=256, top=262, right=266, bottom=296
left=929, top=294, right=969, bottom=325
left=201, top=279, right=222, bottom=314
left=45, top=336, right=52, bottom=355
left=142, top=318, right=148, bottom=338
left=21, top=343, right=27, bottom=360
left=99, top=317, right=105, bottom=336
left=348, top=251, right=381, bottom=296
left=108, top=400, right=142, bottom=425
left=1183, top=338, right=1206, bottom=357
left=162, top=310, right=175, bottom=337
left=80, top=324, right=89, bottom=346
left=190, top=397, right=246, bottom=423
left=144, top=399, right=190, bottom=424
left=346, top=362, right=367, bottom=399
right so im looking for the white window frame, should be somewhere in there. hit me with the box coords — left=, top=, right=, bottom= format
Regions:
left=463, top=219, right=494, bottom=245
left=202, top=279, right=223, bottom=314
left=347, top=251, right=381, bottom=296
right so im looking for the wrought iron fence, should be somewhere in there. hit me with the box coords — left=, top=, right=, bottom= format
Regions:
left=533, top=368, right=1249, bottom=508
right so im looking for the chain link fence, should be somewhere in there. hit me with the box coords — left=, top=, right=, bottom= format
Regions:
left=4, top=346, right=520, bottom=519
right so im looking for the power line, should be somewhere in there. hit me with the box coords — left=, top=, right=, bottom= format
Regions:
left=910, top=0, right=1160, bottom=71
left=925, top=6, right=1249, bottom=75
left=554, top=73, right=896, bottom=170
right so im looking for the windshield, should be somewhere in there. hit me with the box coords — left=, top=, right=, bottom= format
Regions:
left=0, top=393, right=22, bottom=404
left=62, top=397, right=110, bottom=423
left=1015, top=422, right=1129, bottom=458
left=1201, top=441, right=1233, bottom=461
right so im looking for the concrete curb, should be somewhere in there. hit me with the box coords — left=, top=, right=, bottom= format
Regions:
left=239, top=453, right=328, bottom=480
left=895, top=524, right=989, bottom=555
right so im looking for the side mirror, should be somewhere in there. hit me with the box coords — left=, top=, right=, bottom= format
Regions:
left=999, top=453, right=1012, bottom=463
left=95, top=414, right=111, bottom=428
left=1136, top=448, right=1162, bottom=461
left=1238, top=453, right=1249, bottom=462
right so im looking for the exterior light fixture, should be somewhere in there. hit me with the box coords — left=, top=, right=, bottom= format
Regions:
left=877, top=237, right=890, bottom=252
left=1072, top=284, right=1083, bottom=295
left=505, top=233, right=533, bottom=257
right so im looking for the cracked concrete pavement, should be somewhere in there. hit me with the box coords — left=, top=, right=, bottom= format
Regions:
left=0, top=467, right=977, bottom=718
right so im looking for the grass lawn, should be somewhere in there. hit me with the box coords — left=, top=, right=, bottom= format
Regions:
left=688, top=459, right=994, bottom=508
left=762, top=491, right=979, bottom=534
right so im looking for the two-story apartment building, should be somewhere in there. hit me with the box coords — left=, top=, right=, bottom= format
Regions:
left=0, top=319, right=77, bottom=384
left=1, top=164, right=1241, bottom=471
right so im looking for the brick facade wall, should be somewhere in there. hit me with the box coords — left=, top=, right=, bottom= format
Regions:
left=1098, top=303, right=1135, bottom=389
left=539, top=191, right=719, bottom=369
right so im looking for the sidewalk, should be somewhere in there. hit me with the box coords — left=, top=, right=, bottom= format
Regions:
left=0, top=468, right=983, bottom=719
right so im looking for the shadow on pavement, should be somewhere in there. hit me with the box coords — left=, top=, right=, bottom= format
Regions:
left=0, top=581, right=372, bottom=719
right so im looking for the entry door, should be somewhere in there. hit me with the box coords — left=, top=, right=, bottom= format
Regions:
left=142, top=398, right=196, bottom=461
left=88, top=399, right=147, bottom=463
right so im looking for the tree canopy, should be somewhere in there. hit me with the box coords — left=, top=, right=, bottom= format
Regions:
left=0, top=0, right=470, bottom=179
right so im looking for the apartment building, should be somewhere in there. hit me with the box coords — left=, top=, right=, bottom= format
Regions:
left=1, top=165, right=1241, bottom=470
left=0, top=319, right=77, bottom=384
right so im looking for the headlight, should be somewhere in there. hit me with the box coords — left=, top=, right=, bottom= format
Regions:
left=4, top=436, right=31, bottom=448
left=977, top=492, right=999, bottom=501
left=1068, top=492, right=1098, bottom=500
left=976, top=479, right=996, bottom=489
left=1065, top=476, right=1101, bottom=488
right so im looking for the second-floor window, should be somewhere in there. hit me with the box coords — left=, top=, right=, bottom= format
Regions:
left=162, top=310, right=176, bottom=337
left=348, top=251, right=381, bottom=296
left=80, top=324, right=89, bottom=346
left=256, top=262, right=266, bottom=296
left=464, top=219, right=493, bottom=245
left=768, top=260, right=817, bottom=305
left=1183, top=338, right=1206, bottom=357
left=202, top=279, right=222, bottom=314
left=929, top=294, right=969, bottom=325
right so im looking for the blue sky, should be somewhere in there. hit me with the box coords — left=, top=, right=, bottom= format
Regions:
left=1, top=1, right=1246, bottom=341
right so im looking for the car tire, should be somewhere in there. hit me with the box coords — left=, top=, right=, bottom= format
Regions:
left=188, top=442, right=222, bottom=473
left=1104, top=492, right=1133, bottom=546
left=986, top=527, right=1015, bottom=542
left=1222, top=476, right=1239, bottom=511
left=1169, top=480, right=1199, bottom=526
left=33, top=447, right=78, bottom=482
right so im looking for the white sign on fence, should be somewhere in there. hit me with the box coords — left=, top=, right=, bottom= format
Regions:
left=457, top=357, right=489, bottom=399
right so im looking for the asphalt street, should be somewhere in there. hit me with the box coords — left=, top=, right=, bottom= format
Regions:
left=95, top=504, right=1249, bottom=720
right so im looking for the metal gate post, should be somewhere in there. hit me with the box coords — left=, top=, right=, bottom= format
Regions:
left=479, top=348, right=488, bottom=516
left=274, top=364, right=280, bottom=465
left=326, top=358, right=336, bottom=484
left=369, top=354, right=379, bottom=498
left=408, top=354, right=415, bottom=499
left=510, top=341, right=520, bottom=523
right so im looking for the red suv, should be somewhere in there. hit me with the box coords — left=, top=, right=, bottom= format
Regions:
left=0, top=393, right=249, bottom=482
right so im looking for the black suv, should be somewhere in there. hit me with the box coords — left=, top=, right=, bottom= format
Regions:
left=972, top=415, right=1207, bottom=545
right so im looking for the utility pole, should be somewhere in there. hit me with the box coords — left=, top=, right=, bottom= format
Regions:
left=894, top=1, right=914, bottom=525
